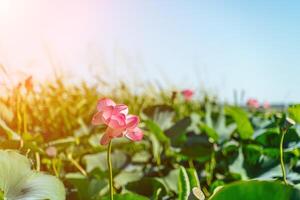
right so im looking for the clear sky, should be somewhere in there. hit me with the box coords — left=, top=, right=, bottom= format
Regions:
left=0, top=0, right=299, bottom=103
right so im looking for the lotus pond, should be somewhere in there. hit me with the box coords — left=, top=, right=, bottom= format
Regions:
left=1, top=79, right=300, bottom=200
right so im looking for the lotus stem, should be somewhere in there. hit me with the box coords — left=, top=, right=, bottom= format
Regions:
left=107, top=140, right=114, bottom=200
left=280, top=130, right=287, bottom=184
left=279, top=117, right=295, bottom=184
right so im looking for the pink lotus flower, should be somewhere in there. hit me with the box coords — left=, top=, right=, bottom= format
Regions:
left=181, top=89, right=194, bottom=101
left=92, top=98, right=143, bottom=145
left=247, top=98, right=259, bottom=109
left=263, top=101, right=270, bottom=109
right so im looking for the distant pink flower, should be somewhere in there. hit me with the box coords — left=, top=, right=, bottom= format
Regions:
left=263, top=101, right=270, bottom=109
left=46, top=146, right=57, bottom=157
left=247, top=98, right=259, bottom=109
left=92, top=98, right=143, bottom=145
left=25, top=76, right=33, bottom=92
left=181, top=89, right=194, bottom=101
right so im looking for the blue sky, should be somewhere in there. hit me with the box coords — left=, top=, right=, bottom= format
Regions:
left=0, top=0, right=299, bottom=103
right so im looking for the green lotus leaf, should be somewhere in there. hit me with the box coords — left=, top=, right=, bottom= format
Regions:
left=0, top=150, right=65, bottom=200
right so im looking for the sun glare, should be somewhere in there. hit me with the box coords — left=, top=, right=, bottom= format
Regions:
left=0, top=0, right=12, bottom=18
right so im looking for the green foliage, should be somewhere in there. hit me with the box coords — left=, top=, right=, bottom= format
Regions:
left=178, top=166, right=202, bottom=200
left=0, top=150, right=65, bottom=200
left=186, top=168, right=200, bottom=189
left=209, top=180, right=300, bottom=200
left=126, top=178, right=167, bottom=199
left=0, top=119, right=20, bottom=140
left=144, top=120, right=169, bottom=143
left=180, top=134, right=213, bottom=159
left=288, top=104, right=300, bottom=124
left=178, top=166, right=191, bottom=200
left=66, top=172, right=107, bottom=200
left=225, top=106, right=254, bottom=139
left=102, top=193, right=148, bottom=200
left=200, top=124, right=219, bottom=142
left=0, top=78, right=300, bottom=199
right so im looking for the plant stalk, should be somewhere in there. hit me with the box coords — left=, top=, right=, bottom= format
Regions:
left=35, top=152, right=40, bottom=171
left=280, top=130, right=287, bottom=184
left=68, top=154, right=87, bottom=176
left=107, top=140, right=114, bottom=200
